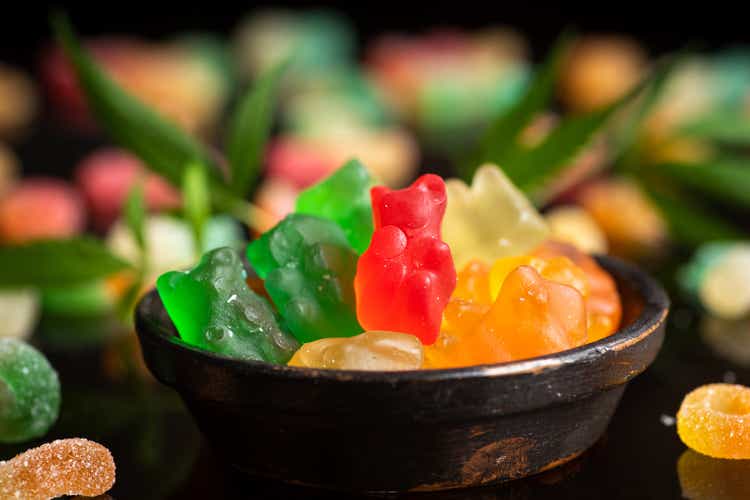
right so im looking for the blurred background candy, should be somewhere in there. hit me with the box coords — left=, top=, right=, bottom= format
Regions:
left=0, top=64, right=37, bottom=139
left=0, top=288, right=39, bottom=339
left=366, top=28, right=529, bottom=149
left=0, top=177, right=85, bottom=243
left=75, top=148, right=181, bottom=231
left=544, top=205, right=608, bottom=255
left=41, top=37, right=231, bottom=134
left=558, top=35, right=647, bottom=113
left=233, top=9, right=355, bottom=85
left=0, top=143, right=18, bottom=197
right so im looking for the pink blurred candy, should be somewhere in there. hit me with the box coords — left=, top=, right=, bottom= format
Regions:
left=265, top=138, right=337, bottom=189
left=75, top=148, right=180, bottom=230
left=0, top=177, right=84, bottom=243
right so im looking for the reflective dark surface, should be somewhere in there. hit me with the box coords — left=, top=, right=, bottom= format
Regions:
left=1, top=295, right=749, bottom=499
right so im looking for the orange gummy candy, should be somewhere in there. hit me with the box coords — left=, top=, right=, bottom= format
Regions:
left=453, top=259, right=493, bottom=305
left=426, top=265, right=587, bottom=367
left=533, top=240, right=621, bottom=341
left=489, top=254, right=589, bottom=299
left=0, top=438, right=116, bottom=499
left=677, top=384, right=750, bottom=459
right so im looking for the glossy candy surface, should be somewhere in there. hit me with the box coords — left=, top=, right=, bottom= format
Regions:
left=533, top=241, right=622, bottom=341
left=426, top=265, right=587, bottom=368
left=442, top=164, right=549, bottom=269
left=247, top=214, right=361, bottom=343
left=295, top=159, right=374, bottom=253
left=0, top=339, right=60, bottom=443
left=677, top=384, right=750, bottom=459
left=0, top=438, right=115, bottom=499
left=288, top=331, right=423, bottom=370
left=355, top=174, right=456, bottom=345
left=157, top=247, right=299, bottom=363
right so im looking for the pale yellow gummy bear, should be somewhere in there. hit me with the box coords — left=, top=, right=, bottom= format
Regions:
left=442, top=164, right=549, bottom=269
left=288, top=331, right=424, bottom=371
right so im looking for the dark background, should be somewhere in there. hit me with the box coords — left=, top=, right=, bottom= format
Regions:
left=2, top=3, right=749, bottom=67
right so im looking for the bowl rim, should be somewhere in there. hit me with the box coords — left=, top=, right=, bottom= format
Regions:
left=135, top=255, right=669, bottom=383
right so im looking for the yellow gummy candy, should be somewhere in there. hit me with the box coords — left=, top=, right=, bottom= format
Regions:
left=488, top=255, right=589, bottom=301
left=442, top=164, right=549, bottom=269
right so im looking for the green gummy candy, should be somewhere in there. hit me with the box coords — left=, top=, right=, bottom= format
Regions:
left=246, top=214, right=362, bottom=343
left=295, top=159, right=374, bottom=254
left=0, top=339, right=61, bottom=443
left=247, top=214, right=351, bottom=279
left=156, top=247, right=299, bottom=364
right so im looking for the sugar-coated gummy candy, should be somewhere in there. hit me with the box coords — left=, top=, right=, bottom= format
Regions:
left=0, top=178, right=84, bottom=244
left=247, top=214, right=362, bottom=343
left=288, top=331, right=423, bottom=370
left=295, top=159, right=374, bottom=254
left=0, top=438, right=115, bottom=500
left=355, top=174, right=456, bottom=345
left=442, top=164, right=549, bottom=269
left=0, top=339, right=60, bottom=443
left=677, top=384, right=750, bottom=459
left=544, top=205, right=608, bottom=255
left=0, top=289, right=38, bottom=339
left=157, top=247, right=299, bottom=363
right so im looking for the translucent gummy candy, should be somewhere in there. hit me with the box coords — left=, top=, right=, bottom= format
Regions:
left=288, top=331, right=423, bottom=370
left=677, top=384, right=750, bottom=459
left=157, top=247, right=299, bottom=364
left=0, top=438, right=116, bottom=499
left=0, top=339, right=60, bottom=443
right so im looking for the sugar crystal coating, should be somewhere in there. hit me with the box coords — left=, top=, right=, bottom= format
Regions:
left=0, top=438, right=115, bottom=499
left=0, top=339, right=60, bottom=443
left=677, top=384, right=750, bottom=459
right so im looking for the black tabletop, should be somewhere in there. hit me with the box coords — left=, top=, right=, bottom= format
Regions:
left=0, top=294, right=747, bottom=500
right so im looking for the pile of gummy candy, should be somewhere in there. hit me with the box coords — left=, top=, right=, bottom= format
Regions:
left=157, top=162, right=622, bottom=370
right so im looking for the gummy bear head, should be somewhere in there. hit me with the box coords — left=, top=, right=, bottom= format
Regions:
left=371, top=174, right=446, bottom=239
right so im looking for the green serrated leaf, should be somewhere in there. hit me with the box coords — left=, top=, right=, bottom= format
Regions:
left=463, top=31, right=573, bottom=178
left=183, top=162, right=211, bottom=252
left=52, top=14, right=222, bottom=188
left=226, top=60, right=286, bottom=197
left=654, top=160, right=750, bottom=209
left=679, top=111, right=750, bottom=144
left=504, top=73, right=653, bottom=198
left=611, top=54, right=682, bottom=162
left=124, top=181, right=146, bottom=254
left=641, top=184, right=744, bottom=247
left=0, top=238, right=131, bottom=287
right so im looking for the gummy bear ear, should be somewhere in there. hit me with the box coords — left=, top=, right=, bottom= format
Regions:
left=416, top=174, right=446, bottom=206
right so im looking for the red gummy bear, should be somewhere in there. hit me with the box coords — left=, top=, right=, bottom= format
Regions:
left=355, top=174, right=457, bottom=345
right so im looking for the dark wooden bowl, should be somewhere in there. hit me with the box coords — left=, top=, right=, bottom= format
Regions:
left=134, top=256, right=669, bottom=493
